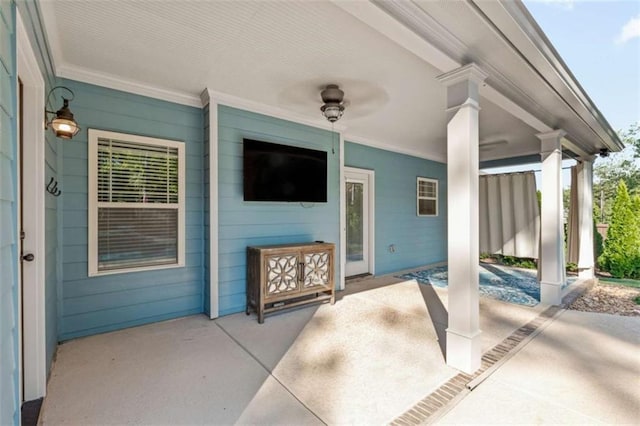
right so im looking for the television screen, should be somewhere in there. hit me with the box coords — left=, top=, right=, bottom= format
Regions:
left=243, top=139, right=328, bottom=202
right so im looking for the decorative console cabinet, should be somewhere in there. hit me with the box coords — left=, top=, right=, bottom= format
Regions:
left=246, top=242, right=335, bottom=323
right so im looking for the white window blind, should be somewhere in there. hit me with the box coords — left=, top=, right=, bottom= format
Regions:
left=88, top=130, right=185, bottom=276
left=417, top=177, right=438, bottom=216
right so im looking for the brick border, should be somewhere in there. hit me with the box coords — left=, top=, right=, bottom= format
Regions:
left=390, top=306, right=563, bottom=425
left=391, top=278, right=596, bottom=425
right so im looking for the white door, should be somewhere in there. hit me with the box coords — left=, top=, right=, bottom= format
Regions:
left=345, top=168, right=374, bottom=277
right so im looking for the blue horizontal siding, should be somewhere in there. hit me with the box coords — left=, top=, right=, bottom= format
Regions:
left=344, top=142, right=447, bottom=275
left=58, top=79, right=205, bottom=340
left=0, top=2, right=18, bottom=423
left=217, top=105, right=340, bottom=315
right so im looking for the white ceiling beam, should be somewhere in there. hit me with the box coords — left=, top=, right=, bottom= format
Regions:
left=331, top=0, right=553, bottom=135
left=561, top=137, right=590, bottom=159
left=331, top=0, right=459, bottom=73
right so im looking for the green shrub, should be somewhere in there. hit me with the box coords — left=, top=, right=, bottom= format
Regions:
left=599, top=181, right=640, bottom=278
left=594, top=220, right=604, bottom=268
left=496, top=255, right=537, bottom=269
left=566, top=262, right=578, bottom=272
left=633, top=195, right=640, bottom=277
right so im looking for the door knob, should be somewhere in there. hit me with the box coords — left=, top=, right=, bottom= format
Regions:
left=22, top=253, right=35, bottom=262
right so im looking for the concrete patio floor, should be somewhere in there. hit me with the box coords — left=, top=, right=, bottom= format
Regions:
left=38, top=275, right=638, bottom=425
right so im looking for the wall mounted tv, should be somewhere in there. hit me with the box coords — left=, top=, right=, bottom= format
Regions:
left=243, top=139, right=328, bottom=202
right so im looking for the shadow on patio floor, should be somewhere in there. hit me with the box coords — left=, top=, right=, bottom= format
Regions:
left=39, top=273, right=545, bottom=425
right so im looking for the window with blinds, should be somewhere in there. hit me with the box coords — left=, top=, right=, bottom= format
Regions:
left=417, top=177, right=438, bottom=216
left=88, top=129, right=185, bottom=276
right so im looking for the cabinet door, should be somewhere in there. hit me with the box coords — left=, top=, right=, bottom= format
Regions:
left=264, top=253, right=300, bottom=298
left=302, top=249, right=332, bottom=289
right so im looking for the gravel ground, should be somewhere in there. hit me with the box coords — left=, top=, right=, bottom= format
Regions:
left=568, top=281, right=640, bottom=317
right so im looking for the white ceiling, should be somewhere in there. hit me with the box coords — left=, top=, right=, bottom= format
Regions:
left=40, top=0, right=571, bottom=163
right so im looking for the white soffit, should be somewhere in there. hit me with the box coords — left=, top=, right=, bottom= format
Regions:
left=385, top=0, right=620, bottom=153
left=40, top=0, right=581, bottom=162
left=42, top=0, right=458, bottom=160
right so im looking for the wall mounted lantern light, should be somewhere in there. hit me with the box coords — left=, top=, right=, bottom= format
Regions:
left=45, top=86, right=80, bottom=139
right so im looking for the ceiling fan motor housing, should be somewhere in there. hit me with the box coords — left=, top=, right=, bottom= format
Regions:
left=320, top=84, right=345, bottom=122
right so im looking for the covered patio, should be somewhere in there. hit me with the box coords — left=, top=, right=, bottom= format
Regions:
left=38, top=274, right=640, bottom=425
left=2, top=1, right=627, bottom=424
left=40, top=274, right=549, bottom=424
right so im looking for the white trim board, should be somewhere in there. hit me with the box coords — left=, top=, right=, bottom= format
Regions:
left=57, top=61, right=347, bottom=136
left=57, top=64, right=203, bottom=108
left=206, top=92, right=219, bottom=319
left=87, top=129, right=186, bottom=277
left=57, top=66, right=447, bottom=164
left=344, top=134, right=446, bottom=164
left=338, top=134, right=346, bottom=291
left=17, top=9, right=47, bottom=401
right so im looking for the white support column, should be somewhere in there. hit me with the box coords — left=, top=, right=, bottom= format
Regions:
left=577, top=157, right=595, bottom=279
left=437, top=63, right=487, bottom=374
left=537, top=130, right=566, bottom=305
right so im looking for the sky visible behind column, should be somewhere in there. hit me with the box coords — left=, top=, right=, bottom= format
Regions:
left=523, top=0, right=639, bottom=132
left=486, top=0, right=639, bottom=186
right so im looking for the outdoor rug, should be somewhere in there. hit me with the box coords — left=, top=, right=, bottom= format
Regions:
left=397, top=264, right=576, bottom=307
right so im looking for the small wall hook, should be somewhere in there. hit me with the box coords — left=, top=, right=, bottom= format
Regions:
left=46, top=177, right=62, bottom=197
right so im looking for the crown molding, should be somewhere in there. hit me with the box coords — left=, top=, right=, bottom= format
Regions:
left=437, top=63, right=489, bottom=87
left=56, top=64, right=203, bottom=107
left=344, top=134, right=446, bottom=164
left=201, top=88, right=347, bottom=133
left=199, top=89, right=210, bottom=107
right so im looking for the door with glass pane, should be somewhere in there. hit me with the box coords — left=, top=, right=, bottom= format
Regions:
left=345, top=169, right=371, bottom=277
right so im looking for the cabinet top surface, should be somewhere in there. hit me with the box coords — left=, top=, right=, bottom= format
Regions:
left=247, top=242, right=335, bottom=250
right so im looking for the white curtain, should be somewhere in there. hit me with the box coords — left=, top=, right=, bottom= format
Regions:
left=479, top=172, right=540, bottom=259
left=566, top=165, right=580, bottom=264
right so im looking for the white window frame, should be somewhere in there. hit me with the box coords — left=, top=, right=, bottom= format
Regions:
left=417, top=177, right=438, bottom=217
left=88, top=129, right=186, bottom=276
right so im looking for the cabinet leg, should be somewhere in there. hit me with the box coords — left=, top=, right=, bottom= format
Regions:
left=258, top=305, right=264, bottom=324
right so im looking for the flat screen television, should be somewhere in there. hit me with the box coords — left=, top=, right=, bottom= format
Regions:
left=243, top=139, right=328, bottom=202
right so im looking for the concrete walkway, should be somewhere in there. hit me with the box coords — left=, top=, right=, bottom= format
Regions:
left=437, top=309, right=640, bottom=425
left=38, top=277, right=639, bottom=425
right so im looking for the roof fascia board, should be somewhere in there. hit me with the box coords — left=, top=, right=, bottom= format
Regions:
left=471, top=0, right=623, bottom=152
left=362, top=0, right=621, bottom=153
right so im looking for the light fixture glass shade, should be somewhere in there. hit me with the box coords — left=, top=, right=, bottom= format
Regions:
left=47, top=97, right=80, bottom=139
left=50, top=117, right=80, bottom=139
left=321, top=104, right=344, bottom=122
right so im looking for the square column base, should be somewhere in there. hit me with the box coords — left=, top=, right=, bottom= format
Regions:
left=446, top=328, right=482, bottom=374
left=578, top=267, right=594, bottom=280
left=540, top=281, right=563, bottom=305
